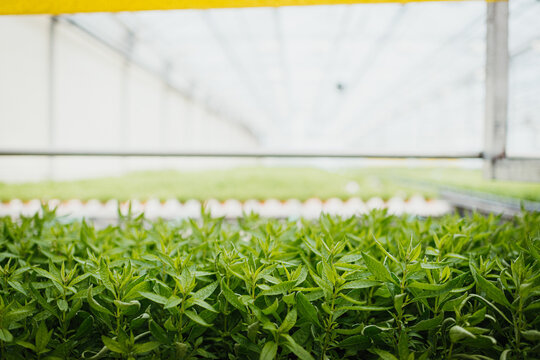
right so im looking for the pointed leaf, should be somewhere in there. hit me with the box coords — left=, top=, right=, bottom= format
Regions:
left=282, top=334, right=315, bottom=360
left=278, top=308, right=297, bottom=333
left=139, top=291, right=168, bottom=305
left=101, top=336, right=124, bottom=353
left=133, top=341, right=160, bottom=354
left=220, top=280, right=246, bottom=312
left=297, top=292, right=320, bottom=327
left=260, top=341, right=278, bottom=360
left=192, top=281, right=219, bottom=301
left=185, top=310, right=211, bottom=327
left=88, top=286, right=113, bottom=316
left=362, top=252, right=395, bottom=283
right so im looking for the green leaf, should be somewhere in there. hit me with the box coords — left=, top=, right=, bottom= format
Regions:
left=99, top=258, right=115, bottom=295
left=133, top=341, right=160, bottom=354
left=521, top=330, right=540, bottom=342
left=336, top=305, right=391, bottom=312
left=123, top=278, right=151, bottom=301
left=164, top=295, right=182, bottom=309
left=449, top=325, right=476, bottom=343
left=470, top=265, right=512, bottom=309
left=29, top=283, right=59, bottom=319
left=262, top=299, right=279, bottom=315
left=500, top=349, right=512, bottom=360
left=8, top=280, right=27, bottom=296
left=139, top=291, right=168, bottom=305
left=35, top=321, right=51, bottom=353
left=220, top=280, right=246, bottom=312
left=57, top=299, right=68, bottom=312
left=101, top=336, right=124, bottom=353
left=441, top=293, right=467, bottom=312
left=372, top=236, right=399, bottom=264
left=278, top=308, right=297, bottom=333
left=65, top=299, right=82, bottom=322
left=149, top=320, right=169, bottom=344
left=192, top=281, right=219, bottom=300
left=362, top=252, right=395, bottom=283
left=0, top=328, right=13, bottom=342
left=33, top=267, right=60, bottom=283
left=15, top=340, right=35, bottom=351
left=524, top=236, right=540, bottom=262
left=5, top=304, right=35, bottom=323
left=87, top=286, right=113, bottom=316
left=191, top=298, right=217, bottom=313
left=185, top=310, right=211, bottom=327
left=294, top=266, right=308, bottom=286
left=282, top=334, right=315, bottom=360
left=296, top=292, right=320, bottom=327
left=372, top=349, right=399, bottom=360
left=114, top=300, right=140, bottom=315
left=398, top=331, right=409, bottom=360
left=338, top=254, right=363, bottom=263
left=261, top=280, right=296, bottom=296
left=411, top=314, right=443, bottom=331
left=310, top=273, right=333, bottom=299
left=74, top=316, right=94, bottom=339
left=260, top=341, right=278, bottom=360
left=341, top=280, right=381, bottom=290
left=339, top=335, right=371, bottom=349
left=68, top=273, right=91, bottom=288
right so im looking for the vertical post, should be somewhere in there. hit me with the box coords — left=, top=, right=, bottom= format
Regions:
left=160, top=62, right=172, bottom=149
left=47, top=16, right=58, bottom=180
left=483, top=0, right=509, bottom=179
left=120, top=31, right=134, bottom=172
left=120, top=31, right=134, bottom=149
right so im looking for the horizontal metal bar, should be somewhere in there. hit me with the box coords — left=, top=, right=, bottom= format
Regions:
left=0, top=149, right=483, bottom=159
left=397, top=178, right=540, bottom=216
left=441, top=188, right=540, bottom=217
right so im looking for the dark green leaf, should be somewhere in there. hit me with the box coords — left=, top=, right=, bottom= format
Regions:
left=297, top=292, right=320, bottom=327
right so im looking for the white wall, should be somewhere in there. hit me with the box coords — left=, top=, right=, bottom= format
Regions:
left=0, top=16, right=50, bottom=181
left=0, top=16, right=258, bottom=182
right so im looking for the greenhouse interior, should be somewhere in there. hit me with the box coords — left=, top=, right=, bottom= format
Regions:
left=0, top=0, right=539, bottom=359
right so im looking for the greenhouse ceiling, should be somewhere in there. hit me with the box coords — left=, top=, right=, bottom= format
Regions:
left=57, top=0, right=537, bottom=154
left=1, top=0, right=538, bottom=156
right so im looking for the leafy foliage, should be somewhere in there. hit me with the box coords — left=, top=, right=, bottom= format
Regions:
left=0, top=207, right=539, bottom=359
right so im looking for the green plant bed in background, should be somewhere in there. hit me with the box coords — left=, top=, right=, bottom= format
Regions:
left=0, top=210, right=539, bottom=359
left=1, top=167, right=540, bottom=202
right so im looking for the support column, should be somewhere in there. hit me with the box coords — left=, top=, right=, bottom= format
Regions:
left=47, top=16, right=58, bottom=180
left=120, top=31, right=134, bottom=150
left=483, top=0, right=509, bottom=179
left=120, top=32, right=134, bottom=173
left=159, top=62, right=172, bottom=149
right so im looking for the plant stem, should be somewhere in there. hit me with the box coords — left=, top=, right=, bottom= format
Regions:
left=321, top=292, right=336, bottom=360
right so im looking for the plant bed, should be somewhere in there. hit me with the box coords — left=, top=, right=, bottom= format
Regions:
left=0, top=209, right=539, bottom=359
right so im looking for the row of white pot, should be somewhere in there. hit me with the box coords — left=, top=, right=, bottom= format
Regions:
left=0, top=196, right=452, bottom=219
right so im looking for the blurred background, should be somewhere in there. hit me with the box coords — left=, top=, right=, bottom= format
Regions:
left=0, top=0, right=539, bottom=216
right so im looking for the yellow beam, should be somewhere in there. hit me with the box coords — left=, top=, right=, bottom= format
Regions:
left=1, top=0, right=492, bottom=15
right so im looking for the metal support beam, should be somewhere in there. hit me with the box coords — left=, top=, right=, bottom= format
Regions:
left=47, top=16, right=58, bottom=179
left=120, top=31, right=134, bottom=150
left=0, top=149, right=483, bottom=159
left=483, top=0, right=509, bottom=179
left=160, top=62, right=172, bottom=148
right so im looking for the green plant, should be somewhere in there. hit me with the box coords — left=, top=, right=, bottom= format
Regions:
left=0, top=207, right=538, bottom=359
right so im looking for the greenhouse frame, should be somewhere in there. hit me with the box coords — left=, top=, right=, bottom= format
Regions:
left=1, top=0, right=539, bottom=182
